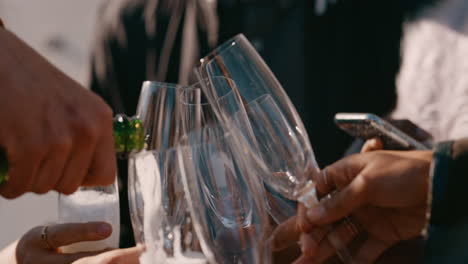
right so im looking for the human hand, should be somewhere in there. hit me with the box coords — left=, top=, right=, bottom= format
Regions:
left=12, top=222, right=143, bottom=264
left=361, top=138, right=384, bottom=153
left=0, top=27, right=116, bottom=198
left=16, top=222, right=111, bottom=264
left=296, top=150, right=433, bottom=263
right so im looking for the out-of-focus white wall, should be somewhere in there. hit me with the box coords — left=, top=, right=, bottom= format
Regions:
left=0, top=0, right=104, bottom=85
left=0, top=0, right=104, bottom=249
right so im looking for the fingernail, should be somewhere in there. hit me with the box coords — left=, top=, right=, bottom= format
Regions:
left=97, top=223, right=112, bottom=236
left=306, top=206, right=325, bottom=222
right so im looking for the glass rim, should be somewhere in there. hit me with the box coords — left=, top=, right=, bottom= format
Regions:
left=199, top=34, right=246, bottom=66
left=127, top=122, right=239, bottom=156
left=180, top=76, right=238, bottom=107
left=128, top=146, right=178, bottom=160
left=178, top=122, right=242, bottom=149
left=141, top=80, right=189, bottom=90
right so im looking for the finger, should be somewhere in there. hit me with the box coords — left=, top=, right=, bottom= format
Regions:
left=272, top=216, right=301, bottom=251
left=34, top=139, right=71, bottom=194
left=0, top=151, right=40, bottom=199
left=300, top=227, right=328, bottom=257
left=309, top=169, right=334, bottom=201
left=297, top=194, right=332, bottom=233
left=354, top=238, right=392, bottom=264
left=297, top=203, right=314, bottom=232
left=309, top=221, right=360, bottom=264
left=317, top=153, right=368, bottom=196
left=307, top=176, right=367, bottom=225
left=82, top=128, right=116, bottom=187
left=361, top=138, right=383, bottom=153
left=54, top=144, right=94, bottom=194
left=46, top=222, right=112, bottom=248
left=96, top=246, right=145, bottom=264
left=54, top=119, right=98, bottom=194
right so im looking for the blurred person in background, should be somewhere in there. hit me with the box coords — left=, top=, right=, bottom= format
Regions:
left=89, top=0, right=408, bottom=247
left=392, top=0, right=468, bottom=142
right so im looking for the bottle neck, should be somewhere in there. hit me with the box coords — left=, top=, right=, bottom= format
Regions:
left=113, top=114, right=145, bottom=157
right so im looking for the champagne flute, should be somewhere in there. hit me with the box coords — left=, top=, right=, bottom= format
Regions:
left=180, top=77, right=253, bottom=142
left=196, top=34, right=304, bottom=224
left=197, top=34, right=354, bottom=262
left=245, top=94, right=354, bottom=262
left=128, top=81, right=190, bottom=245
left=177, top=123, right=272, bottom=264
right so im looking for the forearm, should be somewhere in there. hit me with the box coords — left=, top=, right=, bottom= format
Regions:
left=0, top=240, right=19, bottom=264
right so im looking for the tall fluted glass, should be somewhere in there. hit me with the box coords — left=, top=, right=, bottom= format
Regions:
left=197, top=35, right=353, bottom=262
left=128, top=81, right=190, bottom=246
left=178, top=123, right=272, bottom=264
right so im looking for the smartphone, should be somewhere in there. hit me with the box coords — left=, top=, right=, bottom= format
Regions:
left=334, top=113, right=430, bottom=150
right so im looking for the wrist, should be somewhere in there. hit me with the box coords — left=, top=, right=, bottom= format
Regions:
left=429, top=141, right=454, bottom=225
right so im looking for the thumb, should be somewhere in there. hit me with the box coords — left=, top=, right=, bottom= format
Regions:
left=271, top=216, right=300, bottom=251
left=46, top=222, right=112, bottom=248
left=361, top=138, right=384, bottom=153
left=306, top=175, right=367, bottom=225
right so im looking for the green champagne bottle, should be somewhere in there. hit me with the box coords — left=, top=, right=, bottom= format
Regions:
left=0, top=114, right=144, bottom=184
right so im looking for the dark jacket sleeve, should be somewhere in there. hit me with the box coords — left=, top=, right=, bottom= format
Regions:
left=430, top=138, right=468, bottom=225
left=425, top=138, right=468, bottom=263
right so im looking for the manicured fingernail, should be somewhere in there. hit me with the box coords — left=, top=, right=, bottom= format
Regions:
left=98, top=223, right=112, bottom=236
left=307, top=206, right=325, bottom=222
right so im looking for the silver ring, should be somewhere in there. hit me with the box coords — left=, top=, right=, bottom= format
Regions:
left=41, top=226, right=53, bottom=249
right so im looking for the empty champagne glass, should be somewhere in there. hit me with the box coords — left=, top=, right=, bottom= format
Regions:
left=180, top=77, right=253, bottom=141
left=178, top=123, right=272, bottom=264
left=196, top=34, right=303, bottom=222
left=245, top=95, right=354, bottom=262
left=197, top=34, right=304, bottom=136
left=136, top=81, right=189, bottom=150
left=58, top=180, right=120, bottom=253
left=197, top=35, right=354, bottom=262
left=245, top=94, right=319, bottom=203
left=128, top=81, right=190, bottom=244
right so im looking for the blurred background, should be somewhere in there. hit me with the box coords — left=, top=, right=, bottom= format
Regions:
left=0, top=0, right=104, bottom=248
